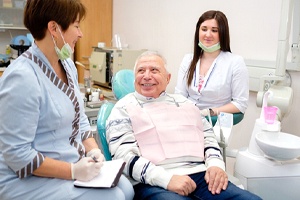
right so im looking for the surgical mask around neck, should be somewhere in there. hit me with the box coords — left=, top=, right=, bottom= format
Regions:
left=55, top=43, right=72, bottom=61
left=198, top=41, right=220, bottom=53
left=52, top=25, right=73, bottom=60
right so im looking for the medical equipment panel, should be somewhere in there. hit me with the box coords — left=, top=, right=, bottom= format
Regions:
left=89, top=47, right=146, bottom=88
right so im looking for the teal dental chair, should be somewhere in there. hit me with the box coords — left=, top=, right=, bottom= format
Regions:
left=97, top=102, right=115, bottom=161
left=96, top=69, right=135, bottom=161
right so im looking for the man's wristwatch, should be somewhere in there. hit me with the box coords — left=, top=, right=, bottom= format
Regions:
left=209, top=108, right=214, bottom=116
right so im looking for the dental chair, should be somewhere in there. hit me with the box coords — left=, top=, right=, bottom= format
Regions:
left=97, top=69, right=135, bottom=161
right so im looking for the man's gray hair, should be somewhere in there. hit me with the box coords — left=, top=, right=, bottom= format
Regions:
left=133, top=50, right=169, bottom=74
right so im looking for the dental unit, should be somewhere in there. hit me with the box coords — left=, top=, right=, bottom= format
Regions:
left=234, top=0, right=300, bottom=199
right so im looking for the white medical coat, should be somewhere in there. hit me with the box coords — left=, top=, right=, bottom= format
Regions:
left=175, top=52, right=249, bottom=113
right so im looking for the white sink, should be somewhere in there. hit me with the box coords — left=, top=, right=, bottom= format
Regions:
left=255, top=131, right=300, bottom=161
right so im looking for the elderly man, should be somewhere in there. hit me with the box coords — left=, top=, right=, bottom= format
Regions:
left=106, top=51, right=261, bottom=200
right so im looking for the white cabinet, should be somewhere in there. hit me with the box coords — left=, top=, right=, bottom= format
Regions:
left=0, top=0, right=26, bottom=30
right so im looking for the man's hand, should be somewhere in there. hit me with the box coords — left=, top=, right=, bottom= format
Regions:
left=205, top=166, right=228, bottom=195
left=167, top=175, right=196, bottom=196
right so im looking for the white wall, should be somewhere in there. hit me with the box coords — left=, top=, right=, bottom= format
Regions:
left=113, top=0, right=300, bottom=173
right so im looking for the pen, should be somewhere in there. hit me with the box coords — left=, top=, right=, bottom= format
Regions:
left=91, top=156, right=98, bottom=163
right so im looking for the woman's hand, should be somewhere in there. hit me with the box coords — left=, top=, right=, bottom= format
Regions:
left=87, top=148, right=105, bottom=162
left=71, top=157, right=102, bottom=181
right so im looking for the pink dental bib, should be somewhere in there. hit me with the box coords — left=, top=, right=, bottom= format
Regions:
left=127, top=101, right=204, bottom=164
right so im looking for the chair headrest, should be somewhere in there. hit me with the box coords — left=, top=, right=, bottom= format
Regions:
left=112, top=69, right=135, bottom=100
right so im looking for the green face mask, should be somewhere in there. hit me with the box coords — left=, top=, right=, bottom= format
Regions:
left=51, top=25, right=73, bottom=60
left=198, top=41, right=220, bottom=53
left=54, top=43, right=72, bottom=61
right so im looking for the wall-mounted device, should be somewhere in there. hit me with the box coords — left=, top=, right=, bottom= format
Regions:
left=89, top=47, right=146, bottom=88
left=246, top=0, right=300, bottom=92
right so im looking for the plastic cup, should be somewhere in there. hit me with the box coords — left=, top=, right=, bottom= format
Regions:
left=264, top=106, right=278, bottom=124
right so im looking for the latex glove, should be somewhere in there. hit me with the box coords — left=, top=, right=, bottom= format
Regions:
left=86, top=148, right=105, bottom=162
left=200, top=108, right=209, bottom=116
left=71, top=157, right=102, bottom=181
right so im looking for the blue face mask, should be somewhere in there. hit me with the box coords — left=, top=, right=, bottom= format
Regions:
left=198, top=41, right=220, bottom=53
left=51, top=25, right=73, bottom=60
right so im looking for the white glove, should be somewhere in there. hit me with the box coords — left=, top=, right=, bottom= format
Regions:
left=200, top=108, right=209, bottom=116
left=71, top=157, right=102, bottom=181
left=86, top=148, right=105, bottom=162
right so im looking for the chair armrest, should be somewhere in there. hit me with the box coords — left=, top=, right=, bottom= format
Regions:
left=205, top=112, right=244, bottom=126
left=96, top=102, right=115, bottom=161
left=232, top=112, right=244, bottom=125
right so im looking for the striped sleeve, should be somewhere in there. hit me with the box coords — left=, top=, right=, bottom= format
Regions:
left=16, top=152, right=45, bottom=179
left=202, top=117, right=225, bottom=170
left=81, top=130, right=94, bottom=141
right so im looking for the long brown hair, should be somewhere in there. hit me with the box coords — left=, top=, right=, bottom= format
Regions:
left=187, top=10, right=231, bottom=87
